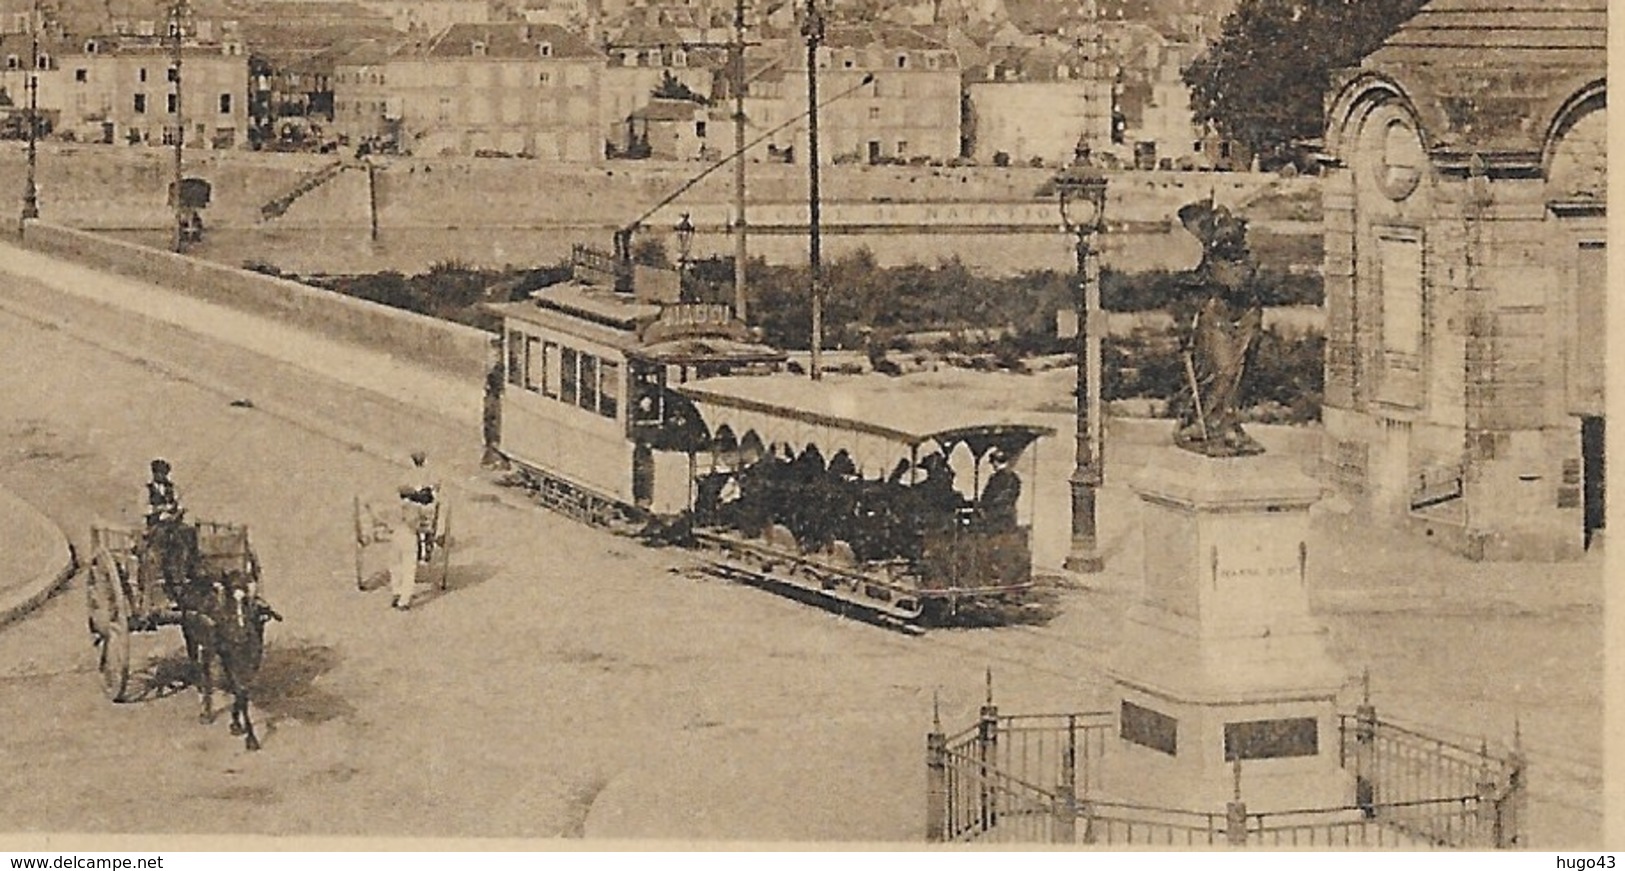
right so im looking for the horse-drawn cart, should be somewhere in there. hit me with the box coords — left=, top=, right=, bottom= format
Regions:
left=351, top=495, right=451, bottom=591
left=84, top=520, right=261, bottom=702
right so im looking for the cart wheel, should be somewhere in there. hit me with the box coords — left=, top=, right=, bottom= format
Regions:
left=352, top=495, right=367, bottom=591
left=87, top=553, right=132, bottom=703
left=435, top=502, right=452, bottom=591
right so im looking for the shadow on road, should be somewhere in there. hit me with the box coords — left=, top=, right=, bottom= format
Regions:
left=254, top=640, right=354, bottom=726
left=408, top=560, right=499, bottom=609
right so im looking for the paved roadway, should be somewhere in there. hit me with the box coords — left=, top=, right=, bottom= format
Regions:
left=0, top=243, right=1605, bottom=845
left=0, top=247, right=1101, bottom=842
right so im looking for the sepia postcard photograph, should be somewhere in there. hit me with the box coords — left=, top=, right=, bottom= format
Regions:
left=0, top=0, right=1612, bottom=854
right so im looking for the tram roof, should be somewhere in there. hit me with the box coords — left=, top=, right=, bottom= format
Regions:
left=676, top=374, right=1056, bottom=452
left=489, top=293, right=787, bottom=365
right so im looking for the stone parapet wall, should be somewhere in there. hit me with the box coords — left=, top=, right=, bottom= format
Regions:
left=0, top=143, right=1313, bottom=231
left=19, top=221, right=491, bottom=381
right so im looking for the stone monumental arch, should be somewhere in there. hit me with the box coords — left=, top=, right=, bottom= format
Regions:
left=1104, top=200, right=1349, bottom=813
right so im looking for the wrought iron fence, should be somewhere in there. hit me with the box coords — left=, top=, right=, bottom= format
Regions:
left=927, top=697, right=1525, bottom=848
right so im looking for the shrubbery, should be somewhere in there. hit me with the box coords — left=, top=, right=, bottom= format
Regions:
left=308, top=259, right=569, bottom=332
left=303, top=247, right=1325, bottom=423
left=678, top=252, right=1323, bottom=351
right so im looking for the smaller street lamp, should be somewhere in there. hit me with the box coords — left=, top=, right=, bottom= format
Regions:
left=674, top=212, right=695, bottom=301
left=21, top=4, right=41, bottom=230
left=1053, top=165, right=1109, bottom=574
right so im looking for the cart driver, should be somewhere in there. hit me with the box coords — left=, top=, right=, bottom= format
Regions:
left=141, top=458, right=191, bottom=605
left=144, top=458, right=184, bottom=527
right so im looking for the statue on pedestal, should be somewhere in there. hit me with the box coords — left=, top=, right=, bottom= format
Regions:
left=1173, top=199, right=1265, bottom=457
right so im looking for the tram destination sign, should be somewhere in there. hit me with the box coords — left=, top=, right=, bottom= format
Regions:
left=640, top=303, right=747, bottom=343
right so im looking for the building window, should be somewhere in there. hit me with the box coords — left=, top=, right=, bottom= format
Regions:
left=35, top=53, right=48, bottom=69
left=868, top=106, right=880, bottom=121
left=896, top=53, right=908, bottom=68
left=695, top=120, right=706, bottom=138
left=538, top=42, right=552, bottom=58
left=134, top=93, right=147, bottom=113
left=1193, top=140, right=1203, bottom=154
left=219, top=93, right=231, bottom=113
left=139, top=67, right=147, bottom=82
left=167, top=93, right=178, bottom=114
left=167, top=66, right=178, bottom=82
left=4, top=56, right=17, bottom=70
left=75, top=68, right=87, bottom=82
left=538, top=71, right=551, bottom=85
left=896, top=140, right=906, bottom=156
left=471, top=40, right=487, bottom=56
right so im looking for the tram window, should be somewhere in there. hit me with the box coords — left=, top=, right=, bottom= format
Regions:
left=631, top=364, right=664, bottom=425
left=543, top=342, right=561, bottom=398
left=579, top=354, right=599, bottom=412
left=560, top=347, right=579, bottom=406
left=506, top=331, right=525, bottom=388
left=599, top=361, right=620, bottom=419
left=524, top=336, right=542, bottom=391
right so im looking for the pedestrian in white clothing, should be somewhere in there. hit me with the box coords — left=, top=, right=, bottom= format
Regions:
left=390, top=451, right=437, bottom=611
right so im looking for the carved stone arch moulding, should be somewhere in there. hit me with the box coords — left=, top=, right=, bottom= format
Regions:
left=1542, top=80, right=1606, bottom=202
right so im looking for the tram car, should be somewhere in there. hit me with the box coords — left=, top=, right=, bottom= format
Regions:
left=488, top=246, right=1056, bottom=627
left=487, top=245, right=786, bottom=526
left=676, top=375, right=1053, bottom=625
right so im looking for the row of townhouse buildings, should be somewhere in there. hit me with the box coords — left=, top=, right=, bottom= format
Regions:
left=0, top=0, right=1234, bottom=165
left=0, top=30, right=251, bottom=148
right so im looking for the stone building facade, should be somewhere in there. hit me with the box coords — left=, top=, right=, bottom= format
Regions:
left=0, top=33, right=250, bottom=148
left=776, top=23, right=961, bottom=165
left=333, top=22, right=604, bottom=159
left=1320, top=0, right=1606, bottom=560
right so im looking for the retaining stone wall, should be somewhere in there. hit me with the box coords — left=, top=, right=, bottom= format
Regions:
left=20, top=220, right=491, bottom=381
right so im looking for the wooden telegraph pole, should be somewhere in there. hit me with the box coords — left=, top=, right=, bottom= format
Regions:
left=802, top=0, right=823, bottom=380
left=730, top=0, right=748, bottom=322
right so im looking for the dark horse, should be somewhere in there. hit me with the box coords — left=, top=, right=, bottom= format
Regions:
left=174, top=558, right=281, bottom=751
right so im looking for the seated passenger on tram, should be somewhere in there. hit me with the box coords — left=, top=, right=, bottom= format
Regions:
left=975, top=448, right=1021, bottom=532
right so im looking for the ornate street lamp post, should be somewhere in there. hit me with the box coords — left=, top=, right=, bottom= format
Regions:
left=1054, top=166, right=1108, bottom=574
left=20, top=0, right=40, bottom=230
left=674, top=211, right=695, bottom=301
left=169, top=0, right=188, bottom=253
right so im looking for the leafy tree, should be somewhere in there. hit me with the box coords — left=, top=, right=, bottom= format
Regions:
left=1182, top=0, right=1427, bottom=163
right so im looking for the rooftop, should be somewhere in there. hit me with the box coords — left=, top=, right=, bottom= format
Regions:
left=677, top=373, right=1055, bottom=452
left=631, top=97, right=708, bottom=121
left=421, top=22, right=603, bottom=59
left=1354, top=0, right=1606, bottom=158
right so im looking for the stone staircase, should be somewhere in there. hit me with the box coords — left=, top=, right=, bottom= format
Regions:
left=259, top=159, right=348, bottom=220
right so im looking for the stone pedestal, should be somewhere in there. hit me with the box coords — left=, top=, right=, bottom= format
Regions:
left=1104, top=447, right=1350, bottom=814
